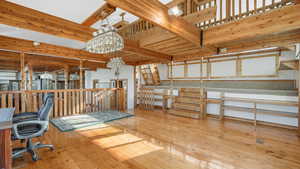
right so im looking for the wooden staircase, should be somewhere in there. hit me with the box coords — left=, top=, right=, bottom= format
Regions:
left=140, top=64, right=160, bottom=85
left=168, top=88, right=207, bottom=119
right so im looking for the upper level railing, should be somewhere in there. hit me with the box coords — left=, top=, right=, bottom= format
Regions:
left=119, top=0, right=295, bottom=39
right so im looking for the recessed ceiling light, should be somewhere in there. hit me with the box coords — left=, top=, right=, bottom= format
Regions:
left=168, top=6, right=183, bottom=16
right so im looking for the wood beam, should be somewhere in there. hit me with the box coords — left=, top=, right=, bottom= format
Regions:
left=204, top=4, right=300, bottom=46
left=106, top=0, right=201, bottom=46
left=124, top=39, right=172, bottom=61
left=82, top=3, right=116, bottom=27
left=0, top=1, right=95, bottom=42
left=0, top=35, right=108, bottom=62
left=0, top=50, right=107, bottom=70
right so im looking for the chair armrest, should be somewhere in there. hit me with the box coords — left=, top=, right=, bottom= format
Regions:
left=12, top=120, right=48, bottom=140
left=13, top=112, right=39, bottom=123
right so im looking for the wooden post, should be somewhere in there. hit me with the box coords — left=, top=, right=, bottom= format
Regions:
left=20, top=52, right=26, bottom=112
left=200, top=56, right=205, bottom=119
left=64, top=66, right=69, bottom=115
left=79, top=60, right=84, bottom=89
left=28, top=64, right=33, bottom=90
left=133, top=66, right=137, bottom=109
left=54, top=72, right=58, bottom=90
left=298, top=55, right=300, bottom=134
left=64, top=66, right=69, bottom=90
left=79, top=60, right=84, bottom=114
left=170, top=60, right=174, bottom=110
left=219, top=92, right=224, bottom=120
left=254, top=102, right=257, bottom=131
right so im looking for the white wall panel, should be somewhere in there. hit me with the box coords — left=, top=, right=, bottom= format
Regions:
left=211, top=61, right=236, bottom=77
left=242, top=57, right=276, bottom=76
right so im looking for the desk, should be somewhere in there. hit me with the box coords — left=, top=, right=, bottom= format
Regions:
left=0, top=108, right=14, bottom=169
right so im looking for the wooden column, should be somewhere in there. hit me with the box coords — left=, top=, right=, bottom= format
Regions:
left=64, top=66, right=69, bottom=115
left=64, top=66, right=70, bottom=90
left=133, top=66, right=137, bottom=109
left=200, top=56, right=205, bottom=119
left=20, top=52, right=25, bottom=90
left=298, top=55, right=300, bottom=134
left=20, top=52, right=26, bottom=112
left=79, top=60, right=84, bottom=114
left=54, top=72, right=58, bottom=90
left=79, top=60, right=84, bottom=89
left=170, top=60, right=174, bottom=109
left=28, top=64, right=33, bottom=90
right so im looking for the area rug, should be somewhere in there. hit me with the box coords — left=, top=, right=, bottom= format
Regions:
left=50, top=111, right=133, bottom=132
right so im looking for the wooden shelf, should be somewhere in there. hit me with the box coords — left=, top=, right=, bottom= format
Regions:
left=223, top=105, right=298, bottom=118
left=168, top=109, right=200, bottom=119
left=224, top=97, right=298, bottom=107
left=279, top=60, right=298, bottom=70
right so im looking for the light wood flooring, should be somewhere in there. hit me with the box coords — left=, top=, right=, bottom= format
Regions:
left=13, top=109, right=300, bottom=169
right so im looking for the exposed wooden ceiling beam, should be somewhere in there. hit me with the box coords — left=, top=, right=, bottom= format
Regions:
left=0, top=50, right=107, bottom=70
left=82, top=3, right=116, bottom=27
left=124, top=39, right=172, bottom=61
left=106, top=0, right=201, bottom=46
left=0, top=1, right=95, bottom=42
left=0, top=35, right=109, bottom=62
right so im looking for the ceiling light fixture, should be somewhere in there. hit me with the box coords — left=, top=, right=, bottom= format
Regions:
left=86, top=18, right=126, bottom=79
left=168, top=6, right=183, bottom=16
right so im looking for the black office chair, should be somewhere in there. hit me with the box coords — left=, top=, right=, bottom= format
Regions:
left=12, top=93, right=54, bottom=161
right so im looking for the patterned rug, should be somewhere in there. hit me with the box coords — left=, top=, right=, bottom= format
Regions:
left=50, top=111, right=133, bottom=132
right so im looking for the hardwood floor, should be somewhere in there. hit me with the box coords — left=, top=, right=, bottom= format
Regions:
left=13, top=109, right=300, bottom=169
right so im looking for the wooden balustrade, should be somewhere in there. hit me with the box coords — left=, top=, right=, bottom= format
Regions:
left=0, top=88, right=126, bottom=118
left=118, top=0, right=295, bottom=38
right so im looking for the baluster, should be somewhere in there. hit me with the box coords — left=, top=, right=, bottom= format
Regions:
left=54, top=92, right=58, bottom=117
left=33, top=93, right=38, bottom=112
left=8, top=94, right=13, bottom=108
left=14, top=93, right=20, bottom=114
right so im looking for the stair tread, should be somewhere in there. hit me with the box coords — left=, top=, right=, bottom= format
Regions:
left=168, top=109, right=200, bottom=114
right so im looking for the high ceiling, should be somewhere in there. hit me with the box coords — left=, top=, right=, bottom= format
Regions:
left=0, top=0, right=172, bottom=49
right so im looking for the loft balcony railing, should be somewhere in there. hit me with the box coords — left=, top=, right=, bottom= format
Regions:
left=119, top=0, right=295, bottom=39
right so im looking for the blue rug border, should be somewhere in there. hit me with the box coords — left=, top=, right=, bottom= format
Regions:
left=50, top=112, right=134, bottom=132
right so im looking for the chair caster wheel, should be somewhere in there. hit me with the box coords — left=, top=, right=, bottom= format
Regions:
left=32, top=154, right=38, bottom=161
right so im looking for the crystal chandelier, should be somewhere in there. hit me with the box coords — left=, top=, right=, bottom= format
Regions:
left=107, top=57, right=125, bottom=78
left=86, top=19, right=126, bottom=79
left=86, top=25, right=124, bottom=54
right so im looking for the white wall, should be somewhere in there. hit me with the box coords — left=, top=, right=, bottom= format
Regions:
left=158, top=50, right=297, bottom=81
left=85, top=65, right=135, bottom=110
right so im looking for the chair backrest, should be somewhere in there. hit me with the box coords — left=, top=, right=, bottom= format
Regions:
left=37, top=93, right=54, bottom=121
